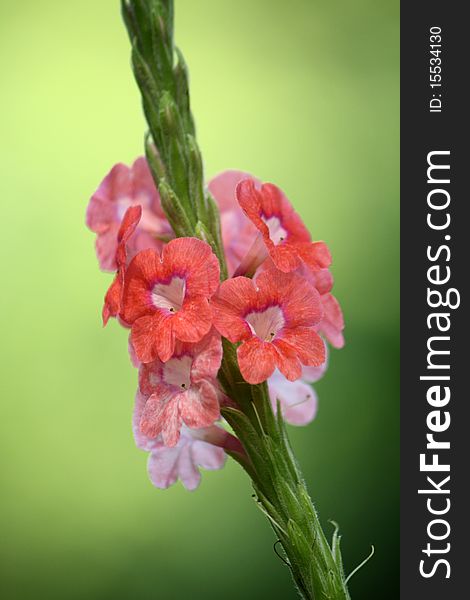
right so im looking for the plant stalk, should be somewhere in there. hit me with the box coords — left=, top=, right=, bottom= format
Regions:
left=121, top=2, right=352, bottom=597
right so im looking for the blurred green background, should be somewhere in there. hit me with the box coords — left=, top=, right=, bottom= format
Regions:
left=0, top=1, right=398, bottom=598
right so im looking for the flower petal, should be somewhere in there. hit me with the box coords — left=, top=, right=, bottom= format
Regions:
left=237, top=337, right=277, bottom=384
left=319, top=293, right=345, bottom=349
left=161, top=237, right=220, bottom=298
left=140, top=389, right=183, bottom=446
left=208, top=170, right=260, bottom=213
left=256, top=269, right=323, bottom=328
left=190, top=330, right=223, bottom=383
left=131, top=313, right=175, bottom=363
left=191, top=440, right=226, bottom=470
left=175, top=443, right=201, bottom=491
left=268, top=373, right=318, bottom=426
left=281, top=328, right=326, bottom=367
left=172, top=297, right=213, bottom=343
left=133, top=390, right=159, bottom=451
left=269, top=244, right=302, bottom=272
left=102, top=274, right=121, bottom=325
left=95, top=225, right=120, bottom=272
left=211, top=277, right=256, bottom=342
left=147, top=445, right=181, bottom=489
left=179, top=381, right=220, bottom=430
left=121, top=248, right=163, bottom=324
left=272, top=339, right=302, bottom=381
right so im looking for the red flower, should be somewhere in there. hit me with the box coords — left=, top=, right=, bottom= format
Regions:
left=235, top=179, right=331, bottom=276
left=122, top=238, right=220, bottom=363
left=102, top=205, right=142, bottom=325
left=211, top=269, right=326, bottom=384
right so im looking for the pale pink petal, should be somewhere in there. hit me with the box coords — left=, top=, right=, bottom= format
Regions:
left=87, top=159, right=167, bottom=272
left=208, top=171, right=260, bottom=276
left=301, top=346, right=328, bottom=382
left=147, top=445, right=181, bottom=489
left=176, top=443, right=202, bottom=491
left=95, top=224, right=120, bottom=272
left=191, top=440, right=226, bottom=470
left=208, top=170, right=260, bottom=213
left=138, top=423, right=230, bottom=491
left=268, top=372, right=318, bottom=426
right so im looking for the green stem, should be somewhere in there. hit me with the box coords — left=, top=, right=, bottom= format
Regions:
left=221, top=350, right=351, bottom=600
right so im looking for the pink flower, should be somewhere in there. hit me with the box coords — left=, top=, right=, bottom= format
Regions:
left=304, top=268, right=345, bottom=349
left=136, top=330, right=223, bottom=446
left=86, top=157, right=171, bottom=272
left=211, top=269, right=326, bottom=384
left=121, top=237, right=220, bottom=363
left=318, top=293, right=345, bottom=349
left=235, top=179, right=331, bottom=276
left=133, top=391, right=231, bottom=490
left=102, top=205, right=142, bottom=325
left=268, top=361, right=327, bottom=426
left=208, top=170, right=259, bottom=276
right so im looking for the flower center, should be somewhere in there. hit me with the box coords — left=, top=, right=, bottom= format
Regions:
left=151, top=277, right=186, bottom=313
left=262, top=216, right=288, bottom=245
left=162, top=355, right=192, bottom=390
left=245, top=305, right=285, bottom=342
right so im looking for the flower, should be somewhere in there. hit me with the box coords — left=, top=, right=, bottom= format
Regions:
left=121, top=237, right=220, bottom=363
left=133, top=390, right=231, bottom=490
left=211, top=268, right=326, bottom=384
left=136, top=330, right=223, bottom=446
left=208, top=170, right=259, bottom=276
left=86, top=157, right=171, bottom=272
left=304, top=268, right=345, bottom=349
left=102, top=205, right=142, bottom=325
left=268, top=361, right=327, bottom=426
left=235, top=179, right=331, bottom=275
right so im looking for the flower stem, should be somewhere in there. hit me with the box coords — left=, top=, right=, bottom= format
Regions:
left=121, top=2, right=352, bottom=597
left=221, top=346, right=351, bottom=600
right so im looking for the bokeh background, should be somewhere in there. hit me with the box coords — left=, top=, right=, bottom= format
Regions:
left=0, top=1, right=399, bottom=598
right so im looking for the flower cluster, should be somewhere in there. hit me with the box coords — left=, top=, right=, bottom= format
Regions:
left=87, top=160, right=344, bottom=490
